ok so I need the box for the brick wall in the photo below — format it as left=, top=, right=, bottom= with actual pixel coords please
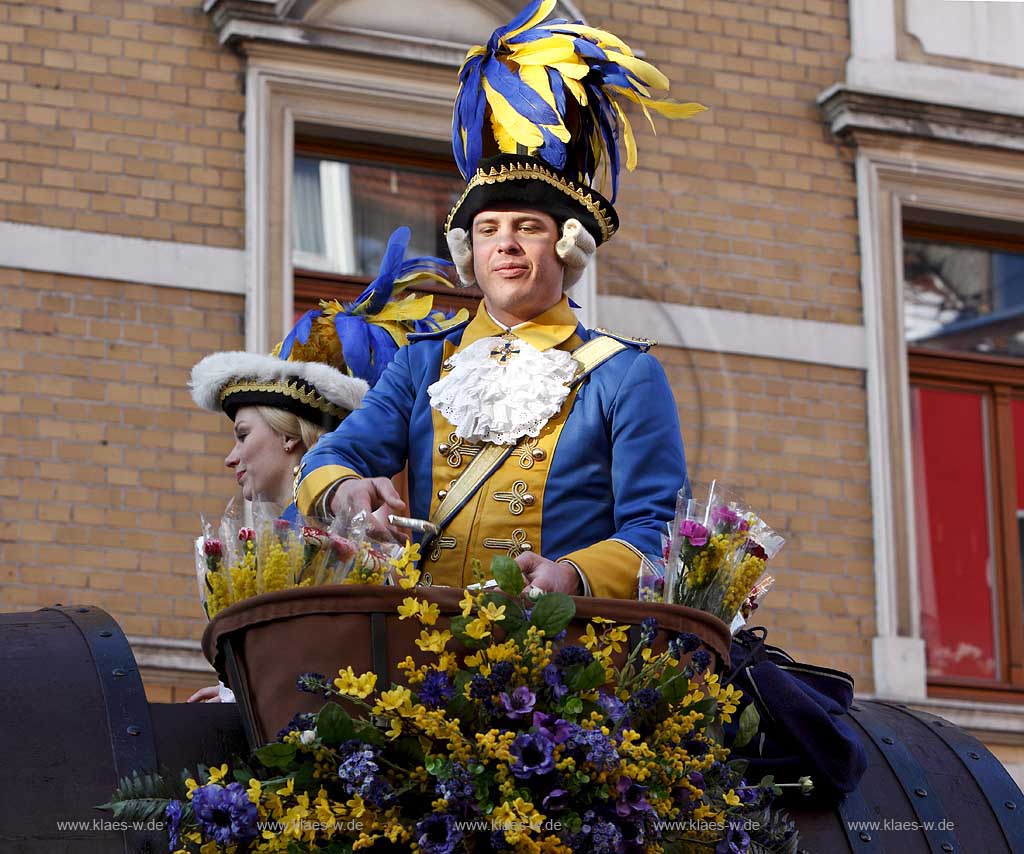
left=0, top=0, right=245, bottom=247
left=0, top=268, right=243, bottom=653
left=585, top=0, right=860, bottom=325
left=659, top=345, right=874, bottom=687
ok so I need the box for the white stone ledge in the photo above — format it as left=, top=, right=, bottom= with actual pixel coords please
left=0, top=222, right=245, bottom=294
left=596, top=295, right=867, bottom=370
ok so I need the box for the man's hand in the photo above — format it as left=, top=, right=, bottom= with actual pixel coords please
left=329, top=477, right=407, bottom=538
left=515, top=552, right=582, bottom=595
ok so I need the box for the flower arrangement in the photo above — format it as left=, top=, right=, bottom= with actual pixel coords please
left=195, top=501, right=420, bottom=618
left=106, top=557, right=802, bottom=853
left=661, top=483, right=784, bottom=629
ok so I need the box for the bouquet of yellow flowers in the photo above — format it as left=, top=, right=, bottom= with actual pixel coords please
left=194, top=500, right=417, bottom=618
left=105, top=557, right=803, bottom=853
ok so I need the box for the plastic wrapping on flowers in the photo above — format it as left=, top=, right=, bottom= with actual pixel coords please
left=105, top=556, right=803, bottom=854
left=194, top=498, right=417, bottom=618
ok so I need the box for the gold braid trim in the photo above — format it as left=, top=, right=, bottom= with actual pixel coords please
left=445, top=160, right=616, bottom=243
left=220, top=379, right=344, bottom=418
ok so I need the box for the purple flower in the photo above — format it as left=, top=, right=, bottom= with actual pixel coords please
left=669, top=632, right=701, bottom=657
left=191, top=782, right=257, bottom=846
left=295, top=672, right=326, bottom=694
left=691, top=649, right=711, bottom=673
left=570, top=724, right=619, bottom=770
left=436, top=762, right=475, bottom=804
left=597, top=691, right=628, bottom=725
left=542, top=787, right=570, bottom=812
left=590, top=819, right=625, bottom=854
left=414, top=812, right=463, bottom=854
left=489, top=661, right=514, bottom=690
left=639, top=617, right=658, bottom=647
left=499, top=685, right=536, bottom=719
left=626, top=687, right=661, bottom=732
left=542, top=663, right=567, bottom=699
left=338, top=743, right=393, bottom=804
left=276, top=711, right=315, bottom=741
left=509, top=731, right=555, bottom=778
left=716, top=819, right=752, bottom=854
left=615, top=776, right=653, bottom=816
left=419, top=668, right=454, bottom=709
left=688, top=770, right=705, bottom=789
left=165, top=800, right=182, bottom=851
left=678, top=519, right=709, bottom=546
left=553, top=645, right=594, bottom=670
left=533, top=711, right=572, bottom=744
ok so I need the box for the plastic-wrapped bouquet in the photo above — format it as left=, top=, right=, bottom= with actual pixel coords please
left=661, top=481, right=784, bottom=629
left=194, top=500, right=419, bottom=618
left=104, top=557, right=803, bottom=853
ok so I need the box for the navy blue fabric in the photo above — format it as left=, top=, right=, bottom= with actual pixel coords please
left=726, top=628, right=868, bottom=797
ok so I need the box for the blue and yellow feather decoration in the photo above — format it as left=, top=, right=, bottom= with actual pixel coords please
left=452, top=0, right=706, bottom=202
left=277, top=227, right=467, bottom=386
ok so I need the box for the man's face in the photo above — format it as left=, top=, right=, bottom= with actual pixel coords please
left=471, top=208, right=564, bottom=326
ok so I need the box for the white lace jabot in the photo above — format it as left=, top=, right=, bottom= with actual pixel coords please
left=427, top=336, right=577, bottom=446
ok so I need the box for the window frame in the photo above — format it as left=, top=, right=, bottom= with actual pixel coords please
left=909, top=347, right=1024, bottom=702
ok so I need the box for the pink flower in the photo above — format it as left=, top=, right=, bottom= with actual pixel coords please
left=678, top=520, right=708, bottom=546
left=710, top=504, right=746, bottom=531
left=203, top=538, right=223, bottom=557
left=330, top=535, right=357, bottom=561
left=238, top=527, right=256, bottom=542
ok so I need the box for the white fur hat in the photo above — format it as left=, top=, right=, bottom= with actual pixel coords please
left=190, top=350, right=368, bottom=429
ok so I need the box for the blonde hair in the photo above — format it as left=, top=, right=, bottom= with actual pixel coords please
left=255, top=406, right=327, bottom=452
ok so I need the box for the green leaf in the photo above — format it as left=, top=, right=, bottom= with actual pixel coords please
left=98, top=770, right=180, bottom=822
left=255, top=742, right=298, bottom=770
left=316, top=702, right=355, bottom=747
left=562, top=696, right=584, bottom=716
left=659, top=670, right=690, bottom=704
left=529, top=591, right=575, bottom=636
left=491, top=555, right=523, bottom=595
left=733, top=702, right=760, bottom=748
left=564, top=660, right=606, bottom=693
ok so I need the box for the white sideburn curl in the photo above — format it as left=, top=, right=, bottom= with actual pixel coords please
left=555, top=218, right=596, bottom=289
left=445, top=218, right=598, bottom=289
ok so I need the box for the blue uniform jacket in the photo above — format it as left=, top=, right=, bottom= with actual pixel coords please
left=296, top=297, right=686, bottom=598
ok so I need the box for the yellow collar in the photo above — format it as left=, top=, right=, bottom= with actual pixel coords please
left=460, top=296, right=579, bottom=352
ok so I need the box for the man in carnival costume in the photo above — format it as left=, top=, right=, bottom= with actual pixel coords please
left=295, top=1, right=706, bottom=598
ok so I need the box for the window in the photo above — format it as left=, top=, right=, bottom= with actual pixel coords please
left=291, top=140, right=479, bottom=318
left=905, top=218, right=1024, bottom=701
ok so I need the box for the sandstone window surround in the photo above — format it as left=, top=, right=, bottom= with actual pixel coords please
left=202, top=0, right=595, bottom=353
left=820, top=69, right=1024, bottom=741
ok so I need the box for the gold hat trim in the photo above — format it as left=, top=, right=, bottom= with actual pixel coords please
left=220, top=379, right=345, bottom=418
left=445, top=160, right=616, bottom=243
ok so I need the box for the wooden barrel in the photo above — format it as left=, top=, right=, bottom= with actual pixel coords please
left=789, top=700, right=1024, bottom=853
left=0, top=605, right=246, bottom=854
left=202, top=584, right=733, bottom=750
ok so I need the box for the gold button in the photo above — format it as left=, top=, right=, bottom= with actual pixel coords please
left=531, top=448, right=546, bottom=461
left=438, top=443, right=450, bottom=455
left=522, top=494, right=535, bottom=507
left=442, top=359, right=455, bottom=371
left=437, top=489, right=448, bottom=500
left=520, top=543, right=533, bottom=552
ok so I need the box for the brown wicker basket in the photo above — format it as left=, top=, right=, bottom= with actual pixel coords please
left=202, top=584, right=731, bottom=749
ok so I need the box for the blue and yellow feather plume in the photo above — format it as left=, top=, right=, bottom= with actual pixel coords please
left=452, top=0, right=706, bottom=200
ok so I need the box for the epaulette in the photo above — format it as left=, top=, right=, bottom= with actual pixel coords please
left=591, top=327, right=656, bottom=352
left=407, top=318, right=470, bottom=343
